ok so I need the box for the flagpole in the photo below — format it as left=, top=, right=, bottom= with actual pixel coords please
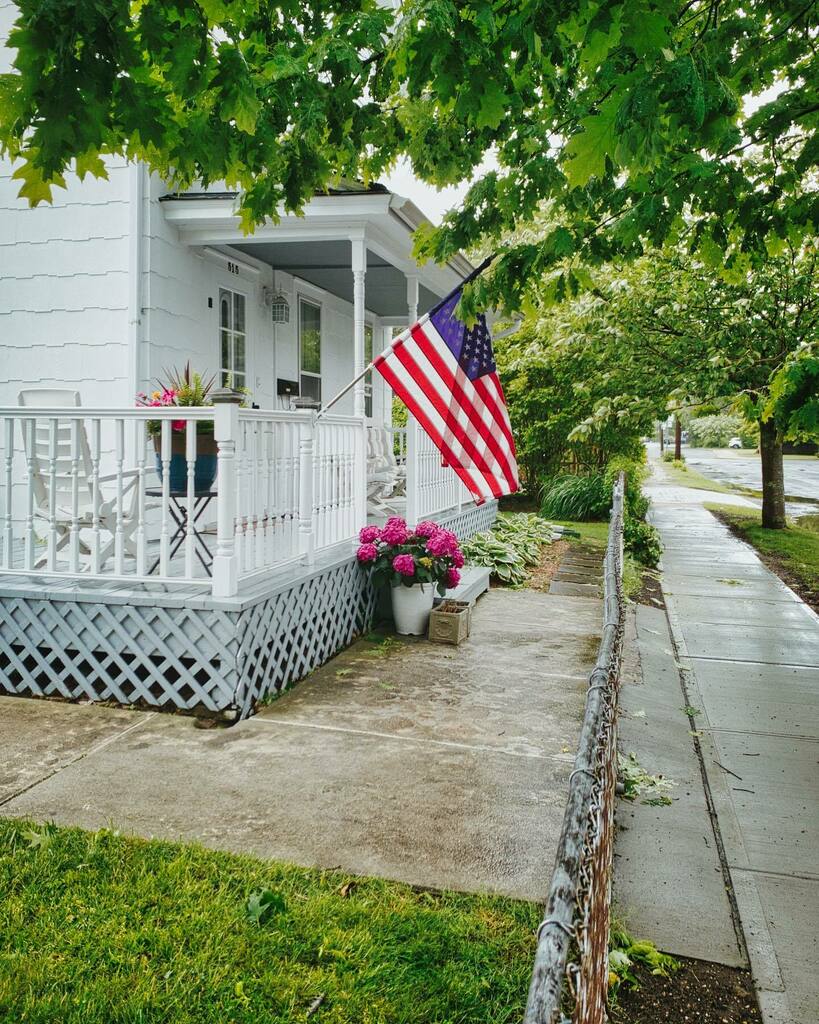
left=316, top=253, right=495, bottom=419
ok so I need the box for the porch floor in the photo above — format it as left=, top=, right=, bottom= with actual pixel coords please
left=0, top=587, right=601, bottom=900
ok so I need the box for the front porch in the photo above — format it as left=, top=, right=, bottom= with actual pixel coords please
left=0, top=399, right=497, bottom=719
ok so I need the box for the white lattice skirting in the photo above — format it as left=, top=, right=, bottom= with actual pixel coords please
left=0, top=500, right=497, bottom=718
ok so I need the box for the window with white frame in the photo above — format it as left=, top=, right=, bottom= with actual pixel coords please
left=299, top=298, right=321, bottom=402
left=219, top=288, right=247, bottom=391
left=364, top=323, right=374, bottom=418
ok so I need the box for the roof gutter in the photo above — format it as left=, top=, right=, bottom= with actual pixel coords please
left=388, top=194, right=475, bottom=280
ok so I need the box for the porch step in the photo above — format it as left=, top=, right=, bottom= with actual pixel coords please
left=441, top=566, right=491, bottom=605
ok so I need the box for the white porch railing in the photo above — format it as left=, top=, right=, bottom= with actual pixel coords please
left=0, top=403, right=365, bottom=598
left=405, top=415, right=472, bottom=522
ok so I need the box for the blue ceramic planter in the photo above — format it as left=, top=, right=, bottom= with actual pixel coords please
left=154, top=434, right=218, bottom=493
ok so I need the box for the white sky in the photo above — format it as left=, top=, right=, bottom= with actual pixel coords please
left=382, top=155, right=498, bottom=225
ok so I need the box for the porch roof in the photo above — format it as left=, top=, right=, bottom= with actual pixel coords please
left=159, top=186, right=473, bottom=320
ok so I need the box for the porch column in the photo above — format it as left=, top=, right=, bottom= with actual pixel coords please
left=406, top=274, right=419, bottom=327
left=380, top=325, right=394, bottom=425
left=351, top=237, right=367, bottom=419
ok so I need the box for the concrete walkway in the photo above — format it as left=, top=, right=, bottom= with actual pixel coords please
left=647, top=467, right=819, bottom=1024
left=615, top=603, right=746, bottom=968
left=0, top=587, right=601, bottom=902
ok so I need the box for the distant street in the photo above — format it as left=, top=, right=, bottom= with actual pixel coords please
left=647, top=442, right=819, bottom=502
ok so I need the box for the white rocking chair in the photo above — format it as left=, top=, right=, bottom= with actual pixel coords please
left=18, top=389, right=140, bottom=570
left=366, top=424, right=406, bottom=517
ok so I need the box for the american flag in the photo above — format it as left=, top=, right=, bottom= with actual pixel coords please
left=374, top=287, right=519, bottom=502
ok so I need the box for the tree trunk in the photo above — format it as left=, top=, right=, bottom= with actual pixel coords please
left=759, top=420, right=786, bottom=529
left=674, top=417, right=682, bottom=461
left=659, top=426, right=664, bottom=453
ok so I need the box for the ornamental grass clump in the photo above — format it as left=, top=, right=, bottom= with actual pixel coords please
left=357, top=517, right=465, bottom=595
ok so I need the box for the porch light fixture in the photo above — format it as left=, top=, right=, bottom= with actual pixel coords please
left=269, top=292, right=290, bottom=324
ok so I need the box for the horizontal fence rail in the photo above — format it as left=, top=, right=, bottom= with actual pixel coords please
left=525, top=473, right=625, bottom=1024
left=0, top=402, right=366, bottom=597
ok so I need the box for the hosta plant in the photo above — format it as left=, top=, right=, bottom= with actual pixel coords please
left=462, top=513, right=554, bottom=587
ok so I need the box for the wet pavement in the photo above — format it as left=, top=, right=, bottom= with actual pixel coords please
left=647, top=467, right=819, bottom=1024
left=0, top=587, right=601, bottom=902
left=647, top=443, right=819, bottom=515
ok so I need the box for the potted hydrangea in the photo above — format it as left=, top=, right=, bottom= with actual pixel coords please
left=357, top=516, right=465, bottom=635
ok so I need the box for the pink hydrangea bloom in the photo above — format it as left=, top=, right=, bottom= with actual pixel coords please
left=414, top=520, right=438, bottom=538
left=452, top=548, right=465, bottom=569
left=426, top=528, right=458, bottom=558
left=357, top=543, right=378, bottom=564
left=381, top=517, right=409, bottom=546
left=392, top=553, right=415, bottom=577
left=359, top=525, right=381, bottom=544
left=445, top=567, right=461, bottom=589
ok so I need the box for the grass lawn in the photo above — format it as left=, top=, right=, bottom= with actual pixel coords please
left=551, top=519, right=609, bottom=547
left=658, top=460, right=735, bottom=495
left=0, top=819, right=539, bottom=1024
left=706, top=505, right=819, bottom=612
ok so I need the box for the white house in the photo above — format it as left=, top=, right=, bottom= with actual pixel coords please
left=0, top=14, right=499, bottom=719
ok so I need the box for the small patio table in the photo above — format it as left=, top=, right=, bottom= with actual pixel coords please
left=145, top=488, right=216, bottom=577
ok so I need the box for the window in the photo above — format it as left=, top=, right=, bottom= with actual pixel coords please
left=219, top=288, right=246, bottom=390
left=299, top=299, right=321, bottom=402
left=364, top=323, right=374, bottom=418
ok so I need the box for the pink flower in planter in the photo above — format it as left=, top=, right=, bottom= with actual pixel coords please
left=357, top=543, right=378, bottom=564
left=381, top=517, right=409, bottom=546
left=445, top=567, right=461, bottom=589
left=171, top=420, right=186, bottom=432
left=392, top=553, right=415, bottom=577
left=359, top=525, right=381, bottom=544
left=452, top=548, right=465, bottom=568
left=426, top=528, right=459, bottom=558
left=414, top=520, right=438, bottom=538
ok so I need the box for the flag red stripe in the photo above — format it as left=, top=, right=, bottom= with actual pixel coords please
left=410, top=325, right=518, bottom=491
left=393, top=343, right=505, bottom=498
left=412, top=322, right=517, bottom=469
left=375, top=359, right=490, bottom=500
left=474, top=372, right=517, bottom=455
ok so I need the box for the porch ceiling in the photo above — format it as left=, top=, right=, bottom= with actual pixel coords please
left=230, top=240, right=441, bottom=317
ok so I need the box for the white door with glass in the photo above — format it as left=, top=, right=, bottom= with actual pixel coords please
left=219, top=288, right=247, bottom=390
left=299, top=299, right=321, bottom=402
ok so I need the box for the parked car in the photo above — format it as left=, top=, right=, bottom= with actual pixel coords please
left=728, top=437, right=742, bottom=449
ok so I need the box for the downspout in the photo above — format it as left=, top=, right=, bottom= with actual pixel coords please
left=127, top=161, right=144, bottom=399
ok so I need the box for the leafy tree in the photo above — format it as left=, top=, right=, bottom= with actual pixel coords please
left=0, top=0, right=394, bottom=226
left=1, top=1, right=816, bottom=307
left=523, top=240, right=819, bottom=527
left=495, top=308, right=656, bottom=488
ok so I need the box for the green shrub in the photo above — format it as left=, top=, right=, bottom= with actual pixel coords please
left=672, top=458, right=686, bottom=470
left=624, top=518, right=662, bottom=567
left=660, top=450, right=676, bottom=463
left=540, top=473, right=610, bottom=520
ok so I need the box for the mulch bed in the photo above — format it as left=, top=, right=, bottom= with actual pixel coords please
left=636, top=570, right=666, bottom=610
left=611, top=955, right=762, bottom=1024
left=711, top=510, right=819, bottom=615
left=525, top=538, right=569, bottom=591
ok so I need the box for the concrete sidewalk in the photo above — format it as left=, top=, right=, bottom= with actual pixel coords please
left=0, top=587, right=600, bottom=902
left=647, top=469, right=819, bottom=1024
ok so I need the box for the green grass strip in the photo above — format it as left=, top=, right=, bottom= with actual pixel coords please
left=0, top=819, right=539, bottom=1024
left=706, top=505, right=819, bottom=599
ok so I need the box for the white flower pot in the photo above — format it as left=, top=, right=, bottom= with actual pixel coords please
left=391, top=582, right=436, bottom=636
